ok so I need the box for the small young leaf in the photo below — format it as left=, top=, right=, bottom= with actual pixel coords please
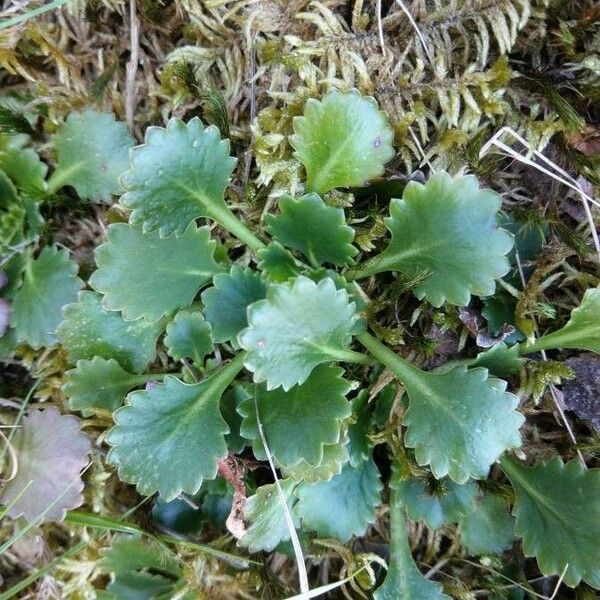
left=12, top=246, right=83, bottom=348
left=106, top=354, right=245, bottom=500
left=458, top=493, right=515, bottom=555
left=0, top=147, right=47, bottom=194
left=403, top=365, right=523, bottom=482
left=64, top=357, right=144, bottom=415
left=106, top=571, right=175, bottom=600
left=265, top=193, right=357, bottom=266
left=347, top=391, right=373, bottom=467
left=238, top=364, right=352, bottom=468
left=471, top=342, right=524, bottom=377
left=220, top=385, right=249, bottom=454
left=500, top=456, right=600, bottom=588
left=57, top=291, right=162, bottom=373
left=291, top=90, right=394, bottom=194
left=201, top=266, right=267, bottom=344
left=50, top=110, right=134, bottom=201
left=257, top=241, right=300, bottom=282
left=295, top=457, right=381, bottom=542
left=374, top=497, right=450, bottom=600
left=352, top=171, right=513, bottom=307
left=238, top=276, right=359, bottom=390
left=100, top=534, right=180, bottom=575
left=283, top=434, right=350, bottom=483
left=164, top=309, right=213, bottom=362
left=521, top=288, right=600, bottom=355
left=394, top=476, right=477, bottom=530
left=120, top=117, right=236, bottom=237
left=238, top=479, right=298, bottom=553
left=90, top=223, right=221, bottom=322
left=0, top=407, right=91, bottom=522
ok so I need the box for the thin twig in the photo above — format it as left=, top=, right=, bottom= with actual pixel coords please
left=125, top=0, right=139, bottom=131
left=254, top=396, right=310, bottom=597
left=479, top=126, right=600, bottom=262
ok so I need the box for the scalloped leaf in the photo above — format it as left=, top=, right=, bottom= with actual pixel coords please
left=471, top=342, right=524, bottom=377
left=64, top=357, right=144, bottom=415
left=265, top=193, right=357, bottom=266
left=347, top=391, right=373, bottom=467
left=295, top=457, right=381, bottom=542
left=291, top=90, right=394, bottom=194
left=0, top=407, right=91, bottom=522
left=90, top=223, right=221, bottom=322
left=57, top=291, right=162, bottom=373
left=12, top=246, right=83, bottom=348
left=120, top=117, right=236, bottom=237
left=164, top=310, right=213, bottom=362
left=238, top=276, right=359, bottom=390
left=100, top=534, right=180, bottom=576
left=221, top=385, right=249, bottom=454
left=458, top=493, right=515, bottom=555
left=353, top=171, right=513, bottom=307
left=403, top=365, right=523, bottom=482
left=500, top=456, right=600, bottom=588
left=522, top=288, right=600, bottom=355
left=374, top=498, right=450, bottom=600
left=283, top=434, right=350, bottom=483
left=394, top=475, right=477, bottom=530
left=238, top=479, right=298, bottom=553
left=106, top=571, right=175, bottom=600
left=0, top=147, right=47, bottom=195
left=50, top=110, right=134, bottom=201
left=238, top=364, right=352, bottom=468
left=257, top=241, right=299, bottom=282
left=106, top=354, right=244, bottom=500
left=201, top=266, right=267, bottom=344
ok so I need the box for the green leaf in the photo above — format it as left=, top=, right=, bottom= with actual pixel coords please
left=120, top=117, right=236, bottom=237
left=0, top=407, right=91, bottom=522
left=164, top=309, right=213, bottom=362
left=238, top=276, right=360, bottom=390
left=50, top=110, right=134, bottom=201
left=239, top=479, right=298, bottom=553
left=257, top=241, right=299, bottom=282
left=238, top=364, right=352, bottom=467
left=402, top=365, right=523, bottom=482
left=394, top=475, right=476, bottom=530
left=100, top=534, right=180, bottom=576
left=0, top=147, right=47, bottom=194
left=347, top=391, right=373, bottom=467
left=0, top=203, right=25, bottom=251
left=351, top=171, right=513, bottom=307
left=201, top=266, right=267, bottom=344
left=374, top=496, right=450, bottom=600
left=90, top=223, right=221, bottom=322
left=500, top=456, right=600, bottom=588
left=521, top=288, right=600, bottom=355
left=458, top=493, right=515, bottom=555
left=291, top=90, right=394, bottom=194
left=12, top=246, right=83, bottom=348
left=295, top=457, right=381, bottom=542
left=265, top=193, right=357, bottom=266
left=220, top=385, right=249, bottom=454
left=0, top=168, right=18, bottom=205
left=471, top=343, right=524, bottom=377
left=64, top=357, right=145, bottom=415
left=57, top=291, right=162, bottom=373
left=283, top=434, right=350, bottom=483
left=106, top=353, right=245, bottom=500
left=106, top=571, right=176, bottom=600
